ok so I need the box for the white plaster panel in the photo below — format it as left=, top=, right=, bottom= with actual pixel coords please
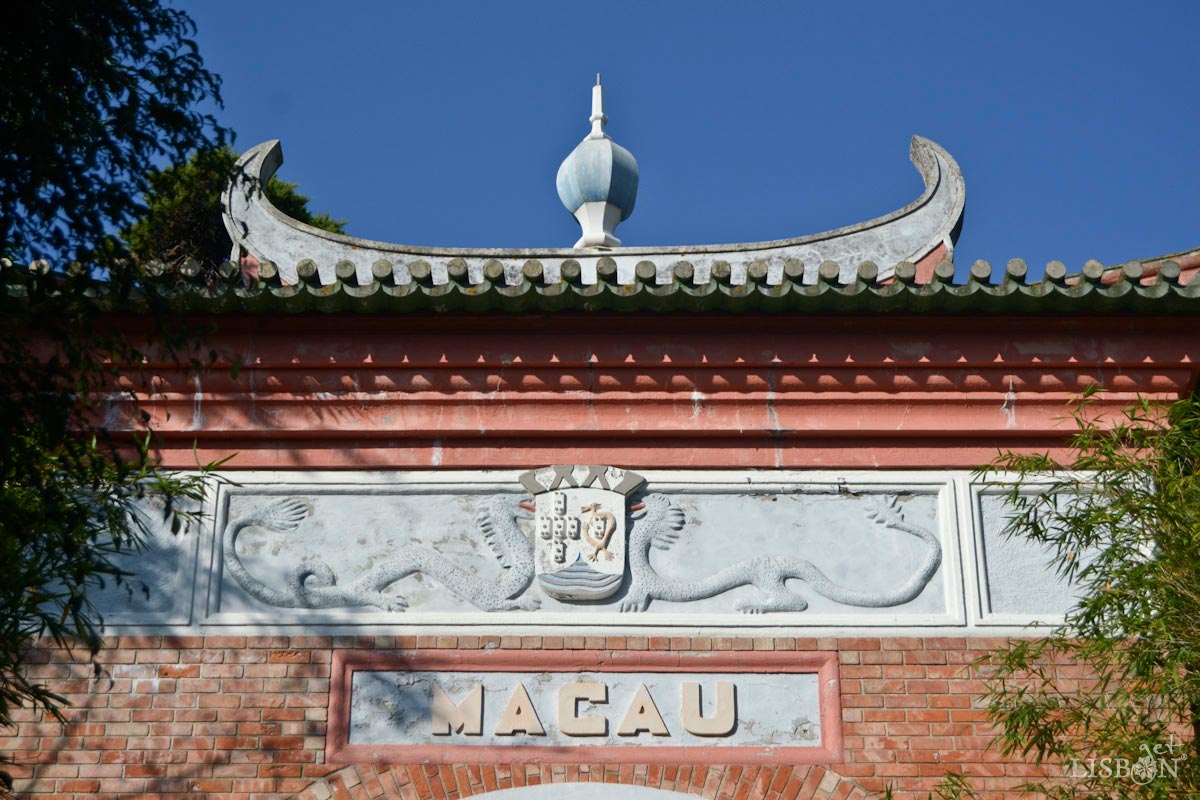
left=349, top=670, right=820, bottom=748
left=201, top=473, right=961, bottom=628
left=468, top=787, right=690, bottom=800
left=970, top=485, right=1081, bottom=626
left=89, top=494, right=204, bottom=626
left=91, top=469, right=1086, bottom=634
left=649, top=490, right=946, bottom=616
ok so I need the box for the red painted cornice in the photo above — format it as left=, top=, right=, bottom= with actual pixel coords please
left=100, top=314, right=1198, bottom=470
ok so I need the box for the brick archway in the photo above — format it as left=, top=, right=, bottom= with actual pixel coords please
left=287, top=765, right=871, bottom=800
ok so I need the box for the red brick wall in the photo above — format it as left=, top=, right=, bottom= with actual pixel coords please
left=4, top=635, right=1045, bottom=800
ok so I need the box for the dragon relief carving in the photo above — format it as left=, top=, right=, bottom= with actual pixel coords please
left=220, top=480, right=942, bottom=615
left=221, top=495, right=539, bottom=612
left=620, top=494, right=942, bottom=613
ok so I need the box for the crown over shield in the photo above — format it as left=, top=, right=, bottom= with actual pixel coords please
left=518, top=465, right=645, bottom=601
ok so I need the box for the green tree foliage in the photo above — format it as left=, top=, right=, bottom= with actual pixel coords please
left=0, top=1, right=225, bottom=262
left=876, top=394, right=1199, bottom=800
left=0, top=268, right=219, bottom=725
left=0, top=2, right=230, bottom=787
left=977, top=393, right=1200, bottom=798
left=124, top=146, right=346, bottom=270
left=878, top=774, right=978, bottom=800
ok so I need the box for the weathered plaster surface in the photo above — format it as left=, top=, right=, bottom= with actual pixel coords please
left=975, top=490, right=1081, bottom=621
left=108, top=317, right=1200, bottom=471
left=348, top=670, right=819, bottom=748
left=454, top=787, right=694, bottom=800
left=90, top=469, right=1078, bottom=633
left=91, top=495, right=202, bottom=626
left=223, top=137, right=963, bottom=285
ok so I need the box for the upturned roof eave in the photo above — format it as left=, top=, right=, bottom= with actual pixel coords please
left=221, top=136, right=965, bottom=287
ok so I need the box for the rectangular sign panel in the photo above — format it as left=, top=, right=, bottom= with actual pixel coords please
left=327, top=650, right=842, bottom=765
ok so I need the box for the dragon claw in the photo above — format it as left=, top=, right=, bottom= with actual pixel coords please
left=619, top=596, right=650, bottom=612
left=500, top=595, right=540, bottom=611
left=735, top=595, right=808, bottom=614
left=735, top=602, right=770, bottom=614
left=262, top=498, right=310, bottom=532
left=377, top=595, right=409, bottom=612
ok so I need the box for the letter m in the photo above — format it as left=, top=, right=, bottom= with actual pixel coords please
left=431, top=683, right=483, bottom=736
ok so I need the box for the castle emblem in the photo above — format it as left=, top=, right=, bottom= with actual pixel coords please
left=520, top=465, right=645, bottom=601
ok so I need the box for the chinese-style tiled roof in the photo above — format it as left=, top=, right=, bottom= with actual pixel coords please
left=5, top=254, right=1198, bottom=314
left=7, top=133, right=1195, bottom=315
left=222, top=137, right=966, bottom=286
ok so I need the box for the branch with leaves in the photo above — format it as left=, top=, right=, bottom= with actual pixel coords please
left=974, top=392, right=1200, bottom=799
left=0, top=2, right=235, bottom=790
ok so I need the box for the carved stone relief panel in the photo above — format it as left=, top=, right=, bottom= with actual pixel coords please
left=635, top=489, right=946, bottom=616
left=214, top=489, right=529, bottom=616
left=203, top=467, right=960, bottom=627
left=89, top=469, right=1086, bottom=632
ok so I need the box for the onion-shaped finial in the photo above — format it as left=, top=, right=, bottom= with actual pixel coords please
left=555, top=75, right=639, bottom=248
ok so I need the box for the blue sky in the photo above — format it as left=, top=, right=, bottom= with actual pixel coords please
left=188, top=1, right=1199, bottom=275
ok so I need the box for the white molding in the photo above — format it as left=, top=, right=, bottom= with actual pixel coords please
left=968, top=479, right=1074, bottom=628
left=93, top=468, right=1078, bottom=636
left=95, top=486, right=214, bottom=629
left=464, top=785, right=692, bottom=800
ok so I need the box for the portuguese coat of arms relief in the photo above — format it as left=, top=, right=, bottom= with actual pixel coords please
left=219, top=464, right=943, bottom=615
left=522, top=466, right=644, bottom=601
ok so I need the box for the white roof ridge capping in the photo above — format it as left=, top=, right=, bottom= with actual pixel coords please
left=221, top=137, right=965, bottom=288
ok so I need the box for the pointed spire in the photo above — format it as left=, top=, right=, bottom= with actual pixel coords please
left=557, top=76, right=639, bottom=248
left=589, top=73, right=607, bottom=139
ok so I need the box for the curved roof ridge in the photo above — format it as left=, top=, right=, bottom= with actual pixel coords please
left=221, top=137, right=965, bottom=288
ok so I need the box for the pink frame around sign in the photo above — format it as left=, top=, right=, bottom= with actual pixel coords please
left=326, top=649, right=843, bottom=765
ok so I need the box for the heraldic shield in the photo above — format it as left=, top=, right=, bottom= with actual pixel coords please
left=518, top=465, right=646, bottom=602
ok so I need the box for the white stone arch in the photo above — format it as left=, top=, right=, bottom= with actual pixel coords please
left=286, top=765, right=869, bottom=800
left=466, top=786, right=695, bottom=800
